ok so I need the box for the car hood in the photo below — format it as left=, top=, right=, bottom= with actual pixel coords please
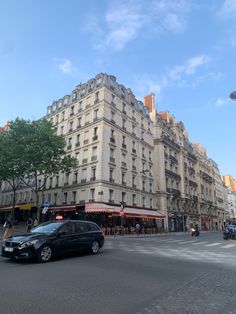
left=5, top=233, right=48, bottom=243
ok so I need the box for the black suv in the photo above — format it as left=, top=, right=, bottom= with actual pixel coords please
left=1, top=220, right=104, bottom=263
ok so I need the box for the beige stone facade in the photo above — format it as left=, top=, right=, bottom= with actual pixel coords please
left=0, top=73, right=229, bottom=230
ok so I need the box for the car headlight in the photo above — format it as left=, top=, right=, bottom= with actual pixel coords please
left=18, top=240, right=39, bottom=250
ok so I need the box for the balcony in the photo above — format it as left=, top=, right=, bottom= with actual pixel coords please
left=122, top=182, right=127, bottom=186
left=90, top=177, right=96, bottom=182
left=132, top=148, right=137, bottom=154
left=108, top=199, right=114, bottom=204
left=122, top=143, right=127, bottom=149
left=82, top=158, right=88, bottom=164
left=67, top=145, right=72, bottom=150
left=81, top=179, right=87, bottom=183
left=94, top=99, right=99, bottom=104
left=169, top=155, right=178, bottom=164
left=109, top=178, right=115, bottom=183
left=122, top=126, right=126, bottom=131
left=78, top=108, right=82, bottom=113
left=121, top=162, right=127, bottom=168
left=93, top=117, right=98, bottom=122
left=70, top=112, right=74, bottom=116
left=71, top=201, right=76, bottom=204
left=77, top=125, right=81, bottom=129
left=92, top=135, right=98, bottom=141
left=132, top=165, right=137, bottom=171
left=122, top=110, right=127, bottom=115
left=132, top=116, right=136, bottom=122
left=165, top=169, right=181, bottom=181
left=89, top=199, right=95, bottom=202
left=111, top=101, right=116, bottom=107
left=110, top=119, right=116, bottom=124
left=132, top=184, right=137, bottom=188
left=72, top=180, right=78, bottom=185
left=85, top=121, right=90, bottom=126
left=83, top=139, right=89, bottom=145
left=68, top=128, right=73, bottom=133
left=75, top=142, right=80, bottom=147
left=64, top=182, right=69, bottom=186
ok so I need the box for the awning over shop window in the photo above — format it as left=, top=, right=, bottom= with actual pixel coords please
left=85, top=202, right=164, bottom=219
left=49, top=206, right=77, bottom=212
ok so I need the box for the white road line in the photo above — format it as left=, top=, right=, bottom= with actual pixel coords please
left=221, top=243, right=236, bottom=248
left=204, top=242, right=221, bottom=247
left=178, top=240, right=197, bottom=244
left=191, top=241, right=208, bottom=245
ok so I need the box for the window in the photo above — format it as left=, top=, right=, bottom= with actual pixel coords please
left=132, top=194, right=136, bottom=205
left=109, top=168, right=114, bottom=181
left=60, top=126, right=64, bottom=135
left=94, top=109, right=99, bottom=120
left=91, top=167, right=96, bottom=180
left=109, top=189, right=114, bottom=201
left=63, top=192, right=68, bottom=203
left=77, top=117, right=82, bottom=128
left=122, top=192, right=126, bottom=203
left=76, top=134, right=80, bottom=145
left=72, top=92, right=77, bottom=101
left=70, top=106, right=74, bottom=116
left=95, top=92, right=99, bottom=102
left=60, top=223, right=73, bottom=234
left=72, top=191, right=76, bottom=202
left=90, top=188, right=95, bottom=200
left=111, top=111, right=115, bottom=121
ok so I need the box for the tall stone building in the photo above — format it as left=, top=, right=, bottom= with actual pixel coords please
left=0, top=73, right=228, bottom=231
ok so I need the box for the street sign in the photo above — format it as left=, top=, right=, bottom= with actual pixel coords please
left=44, top=201, right=49, bottom=208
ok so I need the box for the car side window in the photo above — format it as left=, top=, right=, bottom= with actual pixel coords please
left=75, top=222, right=90, bottom=233
left=60, top=223, right=74, bottom=235
left=89, top=223, right=99, bottom=231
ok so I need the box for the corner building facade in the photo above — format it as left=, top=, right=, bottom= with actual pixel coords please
left=0, top=73, right=228, bottom=231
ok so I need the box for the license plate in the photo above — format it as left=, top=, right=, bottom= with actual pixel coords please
left=4, top=247, right=14, bottom=252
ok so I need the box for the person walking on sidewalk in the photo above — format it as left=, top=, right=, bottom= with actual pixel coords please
left=3, top=214, right=13, bottom=240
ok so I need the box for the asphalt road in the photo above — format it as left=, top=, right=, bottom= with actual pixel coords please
left=1, top=232, right=236, bottom=314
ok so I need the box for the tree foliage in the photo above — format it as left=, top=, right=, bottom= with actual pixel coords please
left=0, top=118, right=77, bottom=220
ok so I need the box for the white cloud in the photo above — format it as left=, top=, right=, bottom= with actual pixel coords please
left=162, top=54, right=210, bottom=88
left=56, top=58, right=74, bottom=75
left=87, top=0, right=192, bottom=51
left=217, top=0, right=236, bottom=18
left=213, top=97, right=231, bottom=107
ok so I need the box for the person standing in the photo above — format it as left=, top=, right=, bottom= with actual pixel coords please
left=3, top=214, right=13, bottom=240
left=26, top=217, right=33, bottom=232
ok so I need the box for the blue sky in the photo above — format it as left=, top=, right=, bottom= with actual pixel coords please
left=0, top=0, right=236, bottom=177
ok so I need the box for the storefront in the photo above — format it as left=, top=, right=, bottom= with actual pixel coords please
left=48, top=202, right=165, bottom=233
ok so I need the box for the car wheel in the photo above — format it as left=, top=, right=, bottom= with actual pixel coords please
left=37, top=245, right=53, bottom=263
left=91, top=240, right=100, bottom=254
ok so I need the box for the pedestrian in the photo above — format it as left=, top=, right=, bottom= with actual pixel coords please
left=135, top=222, right=140, bottom=235
left=3, top=214, right=13, bottom=240
left=26, top=217, right=33, bottom=232
left=33, top=218, right=39, bottom=227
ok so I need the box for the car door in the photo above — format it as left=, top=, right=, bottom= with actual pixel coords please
left=57, top=222, right=75, bottom=252
left=74, top=222, right=92, bottom=251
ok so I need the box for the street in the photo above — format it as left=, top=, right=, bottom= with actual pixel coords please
left=1, top=232, right=236, bottom=314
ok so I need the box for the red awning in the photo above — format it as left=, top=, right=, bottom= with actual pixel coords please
left=85, top=202, right=164, bottom=219
left=49, top=206, right=76, bottom=212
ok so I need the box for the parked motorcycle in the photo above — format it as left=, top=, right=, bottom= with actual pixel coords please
left=191, top=227, right=200, bottom=237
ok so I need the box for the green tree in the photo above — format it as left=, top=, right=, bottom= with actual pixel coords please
left=19, top=118, right=77, bottom=220
left=0, top=118, right=77, bottom=221
left=0, top=120, right=28, bottom=221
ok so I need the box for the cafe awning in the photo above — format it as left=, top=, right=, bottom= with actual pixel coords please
left=85, top=202, right=164, bottom=219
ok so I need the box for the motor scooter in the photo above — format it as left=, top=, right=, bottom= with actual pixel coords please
left=191, top=227, right=200, bottom=236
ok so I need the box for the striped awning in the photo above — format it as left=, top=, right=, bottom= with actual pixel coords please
left=85, top=202, right=164, bottom=219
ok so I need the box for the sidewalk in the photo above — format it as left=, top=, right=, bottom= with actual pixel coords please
left=0, top=222, right=218, bottom=241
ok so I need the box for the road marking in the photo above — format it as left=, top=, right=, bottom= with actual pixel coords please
left=221, top=243, right=236, bottom=248
left=178, top=240, right=197, bottom=244
left=191, top=241, right=208, bottom=245
left=204, top=242, right=221, bottom=247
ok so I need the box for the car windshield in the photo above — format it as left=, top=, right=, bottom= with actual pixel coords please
left=31, top=222, right=64, bottom=234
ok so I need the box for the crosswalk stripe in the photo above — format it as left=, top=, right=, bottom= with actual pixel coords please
left=204, top=242, right=221, bottom=247
left=221, top=243, right=236, bottom=248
